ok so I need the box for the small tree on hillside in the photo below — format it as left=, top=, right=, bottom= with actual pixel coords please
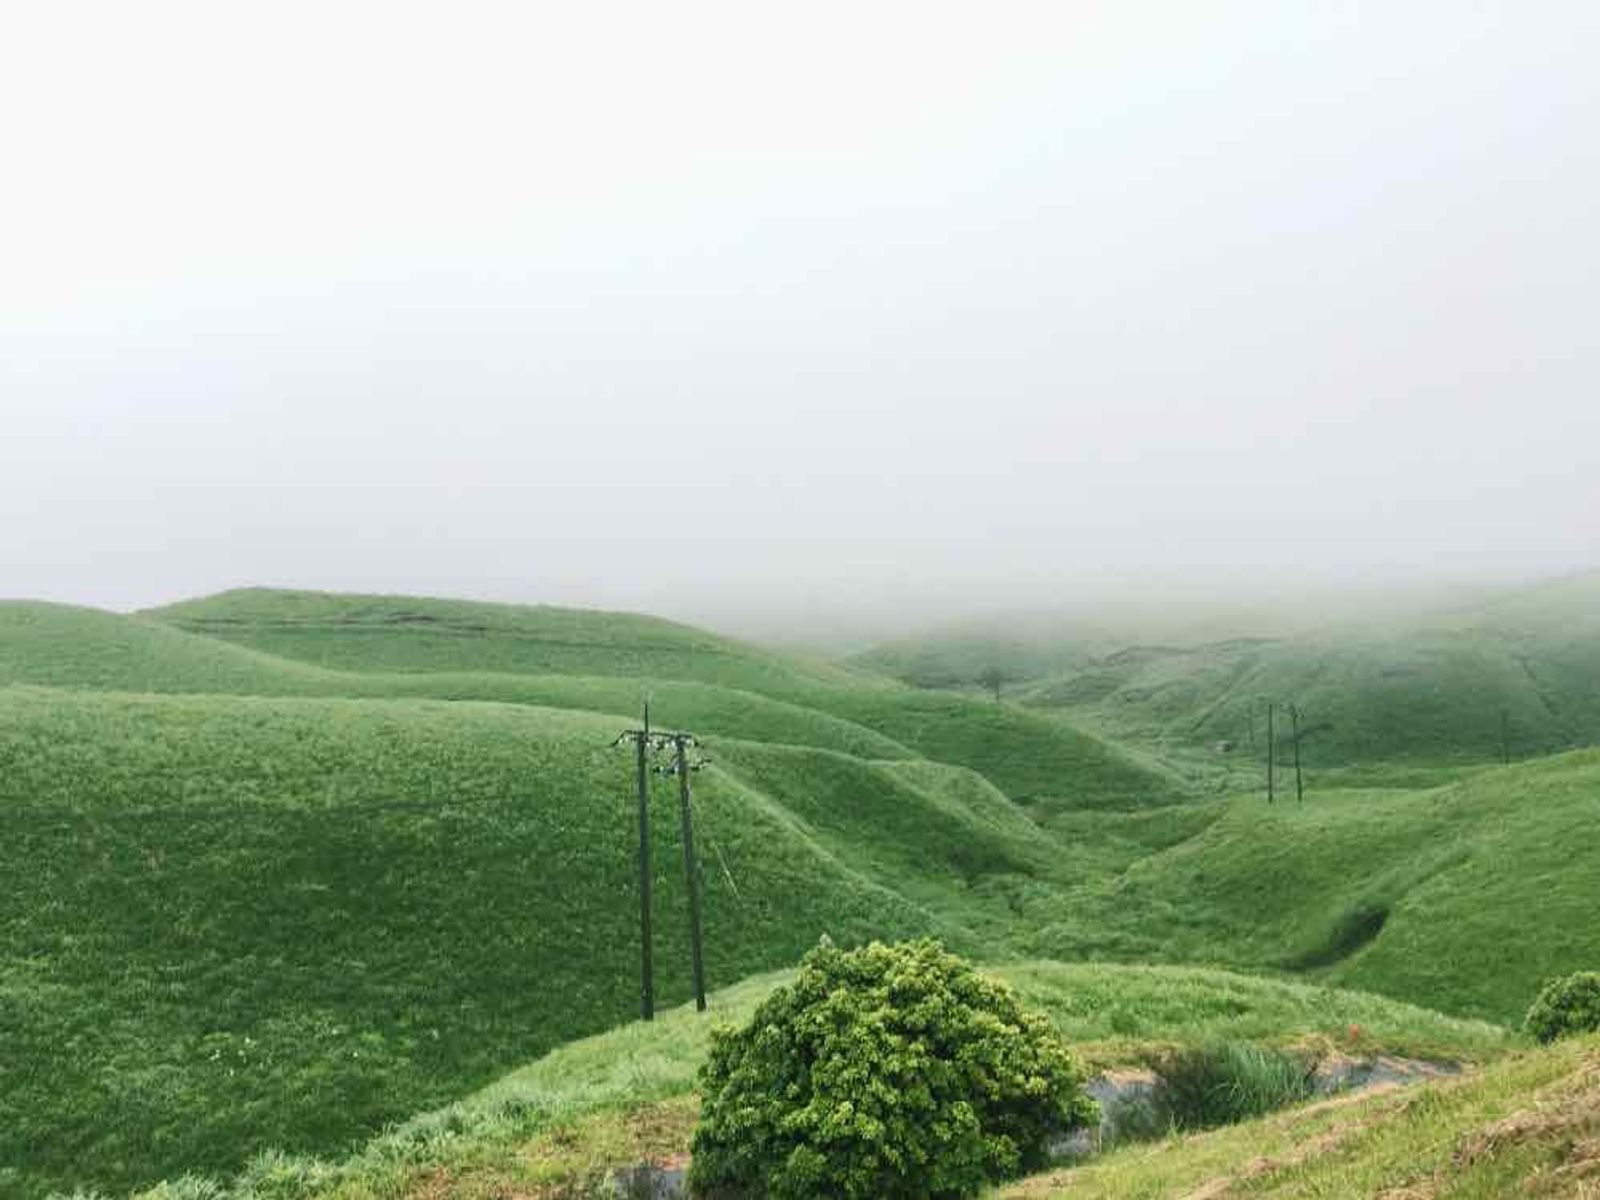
left=690, top=939, right=1096, bottom=1199
left=977, top=665, right=1005, bottom=702
left=1525, top=972, right=1600, bottom=1043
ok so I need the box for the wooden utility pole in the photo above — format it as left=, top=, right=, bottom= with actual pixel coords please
left=1266, top=702, right=1276, bottom=804
left=674, top=734, right=707, bottom=1012
left=1289, top=704, right=1304, bottom=803
left=615, top=712, right=710, bottom=1022
left=635, top=701, right=654, bottom=1020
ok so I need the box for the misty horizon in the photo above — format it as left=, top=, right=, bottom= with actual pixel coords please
left=5, top=3, right=1598, bottom=634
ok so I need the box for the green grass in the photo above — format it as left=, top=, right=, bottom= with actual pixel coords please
left=852, top=572, right=1600, bottom=768
left=1031, top=751, right=1600, bottom=1024
left=1000, top=1036, right=1600, bottom=1198
left=146, top=588, right=871, bottom=696
left=104, top=961, right=1508, bottom=1200
left=138, top=590, right=1181, bottom=808
left=0, top=601, right=910, bottom=759
left=8, top=583, right=1600, bottom=1197
left=4, top=687, right=1013, bottom=1198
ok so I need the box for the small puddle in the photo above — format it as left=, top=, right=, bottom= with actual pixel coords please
left=609, top=1156, right=689, bottom=1199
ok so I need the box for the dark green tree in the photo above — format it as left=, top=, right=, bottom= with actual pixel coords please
left=690, top=938, right=1096, bottom=1199
left=1525, top=972, right=1600, bottom=1043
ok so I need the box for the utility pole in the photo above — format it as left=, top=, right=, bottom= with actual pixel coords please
left=1289, top=704, right=1304, bottom=803
left=614, top=711, right=710, bottom=1021
left=635, top=701, right=655, bottom=1020
left=1266, top=702, right=1275, bottom=804
left=673, top=734, right=707, bottom=1011
left=1501, top=710, right=1512, bottom=766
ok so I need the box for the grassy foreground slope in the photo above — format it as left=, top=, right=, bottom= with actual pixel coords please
left=144, top=589, right=1180, bottom=807
left=1005, top=1035, right=1600, bottom=1198
left=119, top=963, right=1508, bottom=1199
left=1033, top=750, right=1600, bottom=1024
left=0, top=685, right=1070, bottom=1198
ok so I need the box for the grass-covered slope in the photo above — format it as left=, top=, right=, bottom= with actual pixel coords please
left=117, top=962, right=1509, bottom=1200
left=0, top=686, right=1068, bottom=1198
left=141, top=589, right=1180, bottom=808
left=0, top=601, right=909, bottom=759
left=1023, top=630, right=1599, bottom=766
left=148, top=588, right=862, bottom=696
left=1005, top=1036, right=1600, bottom=1198
left=853, top=572, right=1600, bottom=768
left=1034, top=750, right=1600, bottom=1024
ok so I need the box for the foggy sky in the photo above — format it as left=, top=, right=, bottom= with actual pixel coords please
left=4, top=2, right=1598, bottom=635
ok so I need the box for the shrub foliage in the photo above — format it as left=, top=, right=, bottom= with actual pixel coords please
left=689, top=938, right=1096, bottom=1199
left=1525, top=972, right=1600, bottom=1043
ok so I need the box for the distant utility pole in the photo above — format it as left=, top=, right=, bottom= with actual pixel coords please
left=1266, top=702, right=1276, bottom=804
left=1289, top=704, right=1305, bottom=803
left=613, top=708, right=710, bottom=1021
left=1501, top=710, right=1512, bottom=766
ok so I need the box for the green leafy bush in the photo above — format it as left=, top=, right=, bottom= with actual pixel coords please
left=1524, top=972, right=1600, bottom=1043
left=1141, top=1041, right=1320, bottom=1132
left=689, top=938, right=1096, bottom=1199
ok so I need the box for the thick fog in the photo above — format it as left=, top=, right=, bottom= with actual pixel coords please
left=3, top=2, right=1597, bottom=636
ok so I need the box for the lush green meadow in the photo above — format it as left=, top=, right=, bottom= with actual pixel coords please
left=1027, top=751, right=1600, bottom=1024
left=142, top=590, right=1180, bottom=805
left=3, top=584, right=1598, bottom=1196
left=1002, top=1034, right=1600, bottom=1198
left=3, top=679, right=1103, bottom=1197
left=853, top=571, right=1600, bottom=767
left=107, top=962, right=1508, bottom=1200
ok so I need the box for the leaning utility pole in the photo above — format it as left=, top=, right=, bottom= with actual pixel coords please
left=673, top=733, right=707, bottom=1012
left=1266, top=702, right=1276, bottom=804
left=1289, top=704, right=1304, bottom=803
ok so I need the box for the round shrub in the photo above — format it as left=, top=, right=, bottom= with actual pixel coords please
left=1524, top=971, right=1600, bottom=1043
left=689, top=938, right=1096, bottom=1199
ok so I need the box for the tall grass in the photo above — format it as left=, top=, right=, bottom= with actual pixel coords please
left=1144, top=1041, right=1321, bottom=1132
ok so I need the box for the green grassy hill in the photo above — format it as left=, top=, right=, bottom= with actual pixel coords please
left=1025, top=631, right=1591, bottom=765
left=8, top=583, right=1598, bottom=1197
left=139, top=589, right=1180, bottom=808
left=0, top=601, right=910, bottom=759
left=1, top=684, right=1081, bottom=1197
left=851, top=572, right=1600, bottom=767
left=112, top=961, right=1509, bottom=1199
left=1005, top=1035, right=1600, bottom=1198
left=1033, top=749, right=1600, bottom=1024
left=147, top=588, right=864, bottom=696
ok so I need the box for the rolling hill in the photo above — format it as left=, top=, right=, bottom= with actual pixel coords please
left=139, top=589, right=1182, bottom=807
left=0, top=684, right=1073, bottom=1197
left=1032, top=749, right=1600, bottom=1024
left=851, top=571, right=1600, bottom=767
left=5, top=582, right=1599, bottom=1197
left=109, top=962, right=1510, bottom=1199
